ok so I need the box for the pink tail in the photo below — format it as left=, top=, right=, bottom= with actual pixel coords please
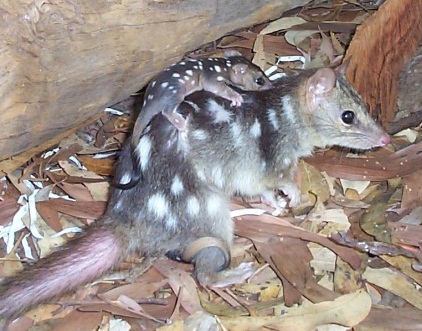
left=0, top=226, right=122, bottom=320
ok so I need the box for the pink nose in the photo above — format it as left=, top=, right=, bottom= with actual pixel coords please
left=379, top=134, right=391, bottom=146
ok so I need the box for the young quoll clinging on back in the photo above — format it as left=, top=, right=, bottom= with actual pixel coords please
left=116, top=51, right=273, bottom=189
left=0, top=66, right=391, bottom=323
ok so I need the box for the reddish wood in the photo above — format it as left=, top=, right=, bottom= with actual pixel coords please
left=345, top=0, right=422, bottom=126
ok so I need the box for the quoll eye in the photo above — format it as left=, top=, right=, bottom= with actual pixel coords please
left=341, top=110, right=355, bottom=125
left=255, top=76, right=265, bottom=86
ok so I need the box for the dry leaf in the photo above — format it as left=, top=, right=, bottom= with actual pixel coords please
left=59, top=160, right=109, bottom=201
left=300, top=161, right=331, bottom=205
left=0, top=199, right=19, bottom=226
left=77, top=155, right=115, bottom=176
left=380, top=255, right=422, bottom=287
left=252, top=34, right=267, bottom=70
left=260, top=17, right=308, bottom=35
left=101, top=279, right=168, bottom=301
left=220, top=290, right=371, bottom=331
left=363, top=267, right=422, bottom=309
left=154, top=260, right=202, bottom=315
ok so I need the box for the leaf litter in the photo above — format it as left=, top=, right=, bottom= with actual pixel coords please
left=1, top=1, right=422, bottom=330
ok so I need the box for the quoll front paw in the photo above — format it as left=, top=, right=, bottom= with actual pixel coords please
left=279, top=182, right=301, bottom=208
left=260, top=190, right=288, bottom=216
left=230, top=93, right=244, bottom=107
left=288, top=191, right=301, bottom=208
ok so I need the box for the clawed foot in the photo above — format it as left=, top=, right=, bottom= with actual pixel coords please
left=261, top=183, right=301, bottom=213
left=230, top=93, right=244, bottom=107
left=260, top=190, right=288, bottom=216
left=279, top=183, right=301, bottom=208
left=166, top=112, right=187, bottom=131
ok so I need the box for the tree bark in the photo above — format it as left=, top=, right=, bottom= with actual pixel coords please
left=345, top=0, right=422, bottom=126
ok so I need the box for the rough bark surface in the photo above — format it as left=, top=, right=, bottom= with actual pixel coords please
left=0, top=0, right=308, bottom=168
left=345, top=0, right=422, bottom=126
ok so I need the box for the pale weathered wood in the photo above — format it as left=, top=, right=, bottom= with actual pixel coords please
left=0, top=0, right=308, bottom=172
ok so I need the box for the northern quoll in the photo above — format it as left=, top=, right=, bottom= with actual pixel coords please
left=0, top=67, right=390, bottom=322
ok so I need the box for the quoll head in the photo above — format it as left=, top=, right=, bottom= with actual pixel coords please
left=226, top=56, right=273, bottom=91
left=304, top=67, right=391, bottom=150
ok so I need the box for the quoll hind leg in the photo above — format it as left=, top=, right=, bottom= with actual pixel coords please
left=189, top=242, right=255, bottom=288
left=162, top=109, right=187, bottom=131
left=216, top=84, right=244, bottom=107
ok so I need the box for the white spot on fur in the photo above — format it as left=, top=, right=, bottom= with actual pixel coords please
left=148, top=94, right=154, bottom=100
left=261, top=160, right=267, bottom=170
left=193, top=65, right=199, bottom=69
left=267, top=108, right=279, bottom=130
left=191, top=80, right=196, bottom=85
left=168, top=85, right=174, bottom=90
left=191, top=129, right=208, bottom=140
left=166, top=214, right=177, bottom=230
left=214, top=65, right=221, bottom=72
left=135, top=135, right=152, bottom=171
left=207, top=99, right=232, bottom=123
left=147, top=193, right=169, bottom=219
left=176, top=131, right=190, bottom=156
left=151, top=81, right=156, bottom=87
left=171, top=175, right=184, bottom=196
left=114, top=199, right=123, bottom=210
left=206, top=194, right=223, bottom=216
left=226, top=60, right=231, bottom=66
left=196, top=168, right=206, bottom=181
left=282, top=95, right=297, bottom=124
left=209, top=67, right=214, bottom=71
left=172, top=73, right=181, bottom=78
left=143, top=100, right=146, bottom=106
left=161, top=82, right=169, bottom=88
left=216, top=76, right=225, bottom=81
left=178, top=78, right=185, bottom=84
left=211, top=166, right=224, bottom=188
left=230, top=122, right=243, bottom=146
left=250, top=118, right=261, bottom=138
left=186, top=70, right=193, bottom=76
left=172, top=90, right=177, bottom=94
left=184, top=100, right=200, bottom=112
left=179, top=61, right=186, bottom=65
left=184, top=75, right=190, bottom=81
left=186, top=196, right=200, bottom=217
left=283, top=158, right=292, bottom=167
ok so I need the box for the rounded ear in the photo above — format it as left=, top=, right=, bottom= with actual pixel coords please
left=232, top=63, right=247, bottom=75
left=229, top=63, right=248, bottom=84
left=305, top=68, right=336, bottom=109
left=224, top=50, right=242, bottom=58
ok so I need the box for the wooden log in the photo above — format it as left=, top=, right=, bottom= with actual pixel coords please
left=345, top=0, right=422, bottom=126
left=0, top=0, right=308, bottom=173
